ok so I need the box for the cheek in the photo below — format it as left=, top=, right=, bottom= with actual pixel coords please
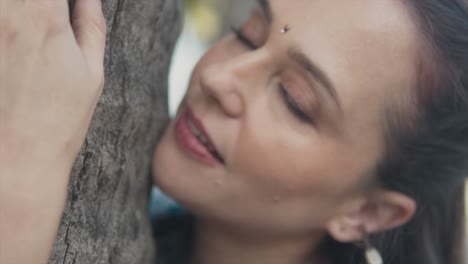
left=230, top=118, right=369, bottom=202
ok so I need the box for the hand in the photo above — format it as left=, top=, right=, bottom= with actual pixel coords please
left=0, top=0, right=106, bottom=164
left=0, top=1, right=106, bottom=263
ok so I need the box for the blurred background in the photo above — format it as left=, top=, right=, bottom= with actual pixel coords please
left=158, top=0, right=468, bottom=232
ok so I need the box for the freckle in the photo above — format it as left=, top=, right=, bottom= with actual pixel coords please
left=272, top=196, right=281, bottom=203
left=215, top=179, right=223, bottom=187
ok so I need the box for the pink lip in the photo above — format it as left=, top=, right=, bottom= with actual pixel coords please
left=174, top=107, right=223, bottom=166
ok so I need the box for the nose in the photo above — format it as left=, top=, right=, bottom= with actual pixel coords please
left=200, top=64, right=244, bottom=118
left=199, top=51, right=271, bottom=118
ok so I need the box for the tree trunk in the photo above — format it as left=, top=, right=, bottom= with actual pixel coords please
left=49, top=1, right=182, bottom=263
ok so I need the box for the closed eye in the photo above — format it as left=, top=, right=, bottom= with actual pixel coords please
left=231, top=26, right=258, bottom=50
left=279, top=84, right=314, bottom=125
left=232, top=27, right=313, bottom=126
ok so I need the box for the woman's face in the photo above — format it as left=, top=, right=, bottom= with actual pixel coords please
left=154, top=0, right=419, bottom=237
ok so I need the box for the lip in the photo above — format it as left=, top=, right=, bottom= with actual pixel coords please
left=174, top=107, right=224, bottom=166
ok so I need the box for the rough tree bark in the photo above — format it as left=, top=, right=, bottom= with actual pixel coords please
left=49, top=1, right=182, bottom=263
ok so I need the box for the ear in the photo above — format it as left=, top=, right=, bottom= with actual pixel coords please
left=326, top=190, right=416, bottom=243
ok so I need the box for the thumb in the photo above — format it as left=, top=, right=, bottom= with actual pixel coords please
left=72, top=0, right=107, bottom=79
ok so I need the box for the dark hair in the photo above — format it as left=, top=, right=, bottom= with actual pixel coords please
left=325, top=1, right=468, bottom=264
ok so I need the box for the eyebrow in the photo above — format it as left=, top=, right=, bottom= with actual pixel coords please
left=257, top=0, right=273, bottom=23
left=257, top=0, right=343, bottom=115
left=288, top=48, right=343, bottom=113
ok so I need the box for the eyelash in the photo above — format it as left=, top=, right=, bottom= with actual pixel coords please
left=231, top=27, right=314, bottom=125
left=278, top=84, right=314, bottom=124
left=231, top=26, right=258, bottom=49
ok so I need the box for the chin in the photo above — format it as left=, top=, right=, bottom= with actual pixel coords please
left=151, top=121, right=218, bottom=214
left=152, top=121, right=184, bottom=200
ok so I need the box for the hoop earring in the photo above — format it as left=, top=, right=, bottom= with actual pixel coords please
left=362, top=235, right=383, bottom=264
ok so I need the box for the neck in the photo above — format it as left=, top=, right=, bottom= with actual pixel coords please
left=190, top=220, right=328, bottom=264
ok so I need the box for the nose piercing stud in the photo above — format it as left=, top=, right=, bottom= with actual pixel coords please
left=280, top=24, right=291, bottom=34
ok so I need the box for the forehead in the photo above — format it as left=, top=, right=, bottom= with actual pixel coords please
left=269, top=0, right=416, bottom=42
left=269, top=0, right=419, bottom=85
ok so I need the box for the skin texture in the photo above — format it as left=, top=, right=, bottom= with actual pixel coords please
left=0, top=1, right=106, bottom=263
left=154, top=0, right=419, bottom=263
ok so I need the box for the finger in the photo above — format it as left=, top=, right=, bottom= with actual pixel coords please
left=2, top=0, right=70, bottom=36
left=28, top=0, right=71, bottom=27
left=72, top=0, right=106, bottom=79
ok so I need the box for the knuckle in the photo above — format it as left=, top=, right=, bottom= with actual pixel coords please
left=0, top=18, right=18, bottom=44
left=91, top=68, right=106, bottom=90
left=94, top=15, right=107, bottom=37
left=75, top=15, right=107, bottom=39
left=97, top=73, right=106, bottom=89
left=98, top=76, right=106, bottom=92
